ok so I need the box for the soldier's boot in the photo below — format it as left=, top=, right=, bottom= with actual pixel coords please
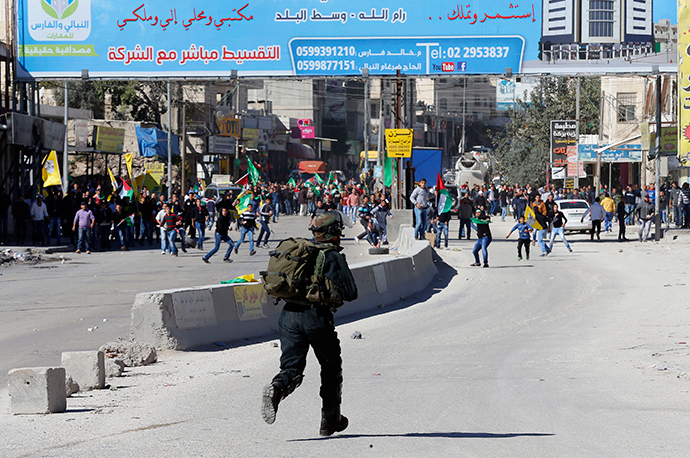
left=261, top=375, right=302, bottom=425
left=319, top=406, right=349, bottom=436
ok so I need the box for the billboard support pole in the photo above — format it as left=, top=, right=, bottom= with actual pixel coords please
left=376, top=78, right=384, bottom=167
left=396, top=70, right=403, bottom=210
left=181, top=101, right=186, bottom=194
left=362, top=69, right=370, bottom=173
left=575, top=77, right=580, bottom=189
left=62, top=81, right=69, bottom=192
left=167, top=81, right=172, bottom=200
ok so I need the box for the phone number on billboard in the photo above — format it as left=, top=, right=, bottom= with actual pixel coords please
left=296, top=60, right=357, bottom=71
left=295, top=46, right=357, bottom=57
left=446, top=46, right=510, bottom=59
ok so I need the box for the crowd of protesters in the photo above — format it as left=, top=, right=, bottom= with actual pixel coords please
left=0, top=175, right=397, bottom=255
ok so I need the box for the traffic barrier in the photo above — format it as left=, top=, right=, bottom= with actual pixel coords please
left=130, top=226, right=437, bottom=350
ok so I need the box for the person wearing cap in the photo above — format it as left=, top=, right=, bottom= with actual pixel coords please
left=30, top=195, right=49, bottom=246
left=262, top=211, right=358, bottom=437
left=72, top=201, right=95, bottom=254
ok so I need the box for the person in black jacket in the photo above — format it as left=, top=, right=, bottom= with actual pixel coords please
left=12, top=195, right=31, bottom=245
left=470, top=209, right=492, bottom=268
left=201, top=207, right=235, bottom=263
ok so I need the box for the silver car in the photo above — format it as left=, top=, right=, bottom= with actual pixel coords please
left=557, top=200, right=593, bottom=233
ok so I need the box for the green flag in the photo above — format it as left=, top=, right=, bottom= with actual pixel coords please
left=325, top=171, right=334, bottom=187
left=236, top=192, right=252, bottom=214
left=287, top=177, right=296, bottom=187
left=384, top=155, right=394, bottom=188
left=247, top=157, right=259, bottom=185
left=314, top=173, right=323, bottom=185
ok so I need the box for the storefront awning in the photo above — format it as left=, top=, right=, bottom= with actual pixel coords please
left=287, top=142, right=316, bottom=159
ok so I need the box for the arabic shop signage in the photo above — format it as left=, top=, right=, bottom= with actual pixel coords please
left=15, top=0, right=677, bottom=79
left=385, top=129, right=413, bottom=158
left=94, top=125, right=125, bottom=153
left=577, top=144, right=643, bottom=163
left=550, top=120, right=577, bottom=179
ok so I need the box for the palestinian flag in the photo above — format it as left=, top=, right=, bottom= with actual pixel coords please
left=236, top=173, right=249, bottom=187
left=125, top=213, right=136, bottom=227
left=119, top=179, right=134, bottom=200
left=436, top=173, right=453, bottom=214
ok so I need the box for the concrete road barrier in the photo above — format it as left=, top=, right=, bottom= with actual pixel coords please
left=130, top=226, right=437, bottom=350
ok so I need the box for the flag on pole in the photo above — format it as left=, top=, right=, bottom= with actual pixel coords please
left=524, top=205, right=543, bottom=230
left=119, top=179, right=134, bottom=200
left=108, top=167, right=118, bottom=191
left=42, top=151, right=62, bottom=188
left=235, top=191, right=252, bottom=214
left=124, top=213, right=136, bottom=227
left=314, top=173, right=323, bottom=185
left=247, top=157, right=259, bottom=185
left=287, top=177, right=296, bottom=187
left=436, top=173, right=453, bottom=214
left=124, top=153, right=139, bottom=198
left=236, top=173, right=249, bottom=187
left=384, top=155, right=394, bottom=188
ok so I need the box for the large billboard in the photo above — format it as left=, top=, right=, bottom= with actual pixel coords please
left=16, top=0, right=677, bottom=79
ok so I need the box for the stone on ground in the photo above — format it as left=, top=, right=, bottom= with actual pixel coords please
left=99, top=340, right=157, bottom=367
left=61, top=351, right=105, bottom=391
left=8, top=367, right=67, bottom=414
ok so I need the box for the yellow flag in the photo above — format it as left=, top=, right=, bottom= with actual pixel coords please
left=42, top=151, right=62, bottom=188
left=524, top=205, right=543, bottom=230
left=108, top=167, right=118, bottom=190
left=125, top=152, right=139, bottom=198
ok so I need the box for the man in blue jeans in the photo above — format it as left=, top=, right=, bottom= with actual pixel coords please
left=434, top=210, right=450, bottom=248
left=409, top=178, right=430, bottom=240
left=191, top=198, right=209, bottom=250
left=234, top=203, right=257, bottom=256
left=470, top=209, right=492, bottom=267
left=72, top=201, right=95, bottom=254
left=202, top=207, right=235, bottom=263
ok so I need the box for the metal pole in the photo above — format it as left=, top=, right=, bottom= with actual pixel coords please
left=461, top=77, right=466, bottom=155
left=167, top=81, right=172, bottom=200
left=62, top=81, right=69, bottom=191
left=181, top=101, right=186, bottom=194
left=435, top=80, right=439, bottom=147
left=654, top=74, right=662, bottom=241
left=396, top=70, right=403, bottom=210
left=575, top=76, right=580, bottom=189
left=363, top=77, right=370, bottom=172
left=376, top=78, right=384, bottom=167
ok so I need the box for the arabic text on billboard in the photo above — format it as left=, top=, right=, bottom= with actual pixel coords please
left=16, top=0, right=677, bottom=79
left=94, top=126, right=125, bottom=153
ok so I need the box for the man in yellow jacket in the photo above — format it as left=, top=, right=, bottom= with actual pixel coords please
left=601, top=192, right=615, bottom=233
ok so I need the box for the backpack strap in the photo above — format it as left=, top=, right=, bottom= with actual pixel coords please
left=314, top=250, right=327, bottom=278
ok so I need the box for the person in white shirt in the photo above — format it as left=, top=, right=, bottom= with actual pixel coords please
left=155, top=206, right=169, bottom=254
left=30, top=195, right=49, bottom=246
left=580, top=197, right=606, bottom=241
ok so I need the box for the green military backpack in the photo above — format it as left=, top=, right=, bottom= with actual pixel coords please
left=260, top=237, right=358, bottom=309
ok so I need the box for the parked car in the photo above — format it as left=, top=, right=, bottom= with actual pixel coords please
left=203, top=184, right=243, bottom=203
left=557, top=199, right=593, bottom=233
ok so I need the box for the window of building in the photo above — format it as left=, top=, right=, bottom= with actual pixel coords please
left=589, top=0, right=614, bottom=38
left=439, top=98, right=448, bottom=112
left=617, top=93, right=636, bottom=123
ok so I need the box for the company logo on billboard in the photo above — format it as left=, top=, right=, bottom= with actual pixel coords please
left=29, top=0, right=91, bottom=42
left=442, top=62, right=455, bottom=72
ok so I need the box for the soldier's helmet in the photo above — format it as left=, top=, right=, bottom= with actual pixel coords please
left=310, top=211, right=345, bottom=240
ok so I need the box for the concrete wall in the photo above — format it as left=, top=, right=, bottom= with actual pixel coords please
left=130, top=226, right=437, bottom=350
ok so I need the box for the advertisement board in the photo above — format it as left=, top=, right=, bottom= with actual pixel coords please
left=550, top=120, right=577, bottom=179
left=15, top=0, right=677, bottom=79
left=94, top=126, right=125, bottom=153
left=577, top=144, right=643, bottom=163
left=680, top=0, right=690, bottom=166
left=386, top=129, right=413, bottom=158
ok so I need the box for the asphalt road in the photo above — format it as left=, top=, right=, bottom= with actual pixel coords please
left=2, top=218, right=690, bottom=457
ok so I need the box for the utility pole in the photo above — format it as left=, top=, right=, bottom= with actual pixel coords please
left=167, top=81, right=172, bottom=200
left=654, top=73, right=662, bottom=241
left=461, top=77, right=466, bottom=155
left=376, top=78, right=384, bottom=167
left=181, top=101, right=186, bottom=194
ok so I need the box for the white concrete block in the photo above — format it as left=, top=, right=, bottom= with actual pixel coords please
left=8, top=367, right=67, bottom=414
left=61, top=351, right=105, bottom=391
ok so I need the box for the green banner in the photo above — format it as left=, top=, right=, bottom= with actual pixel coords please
left=19, top=44, right=98, bottom=57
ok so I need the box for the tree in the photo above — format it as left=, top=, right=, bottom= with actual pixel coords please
left=492, top=76, right=600, bottom=186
